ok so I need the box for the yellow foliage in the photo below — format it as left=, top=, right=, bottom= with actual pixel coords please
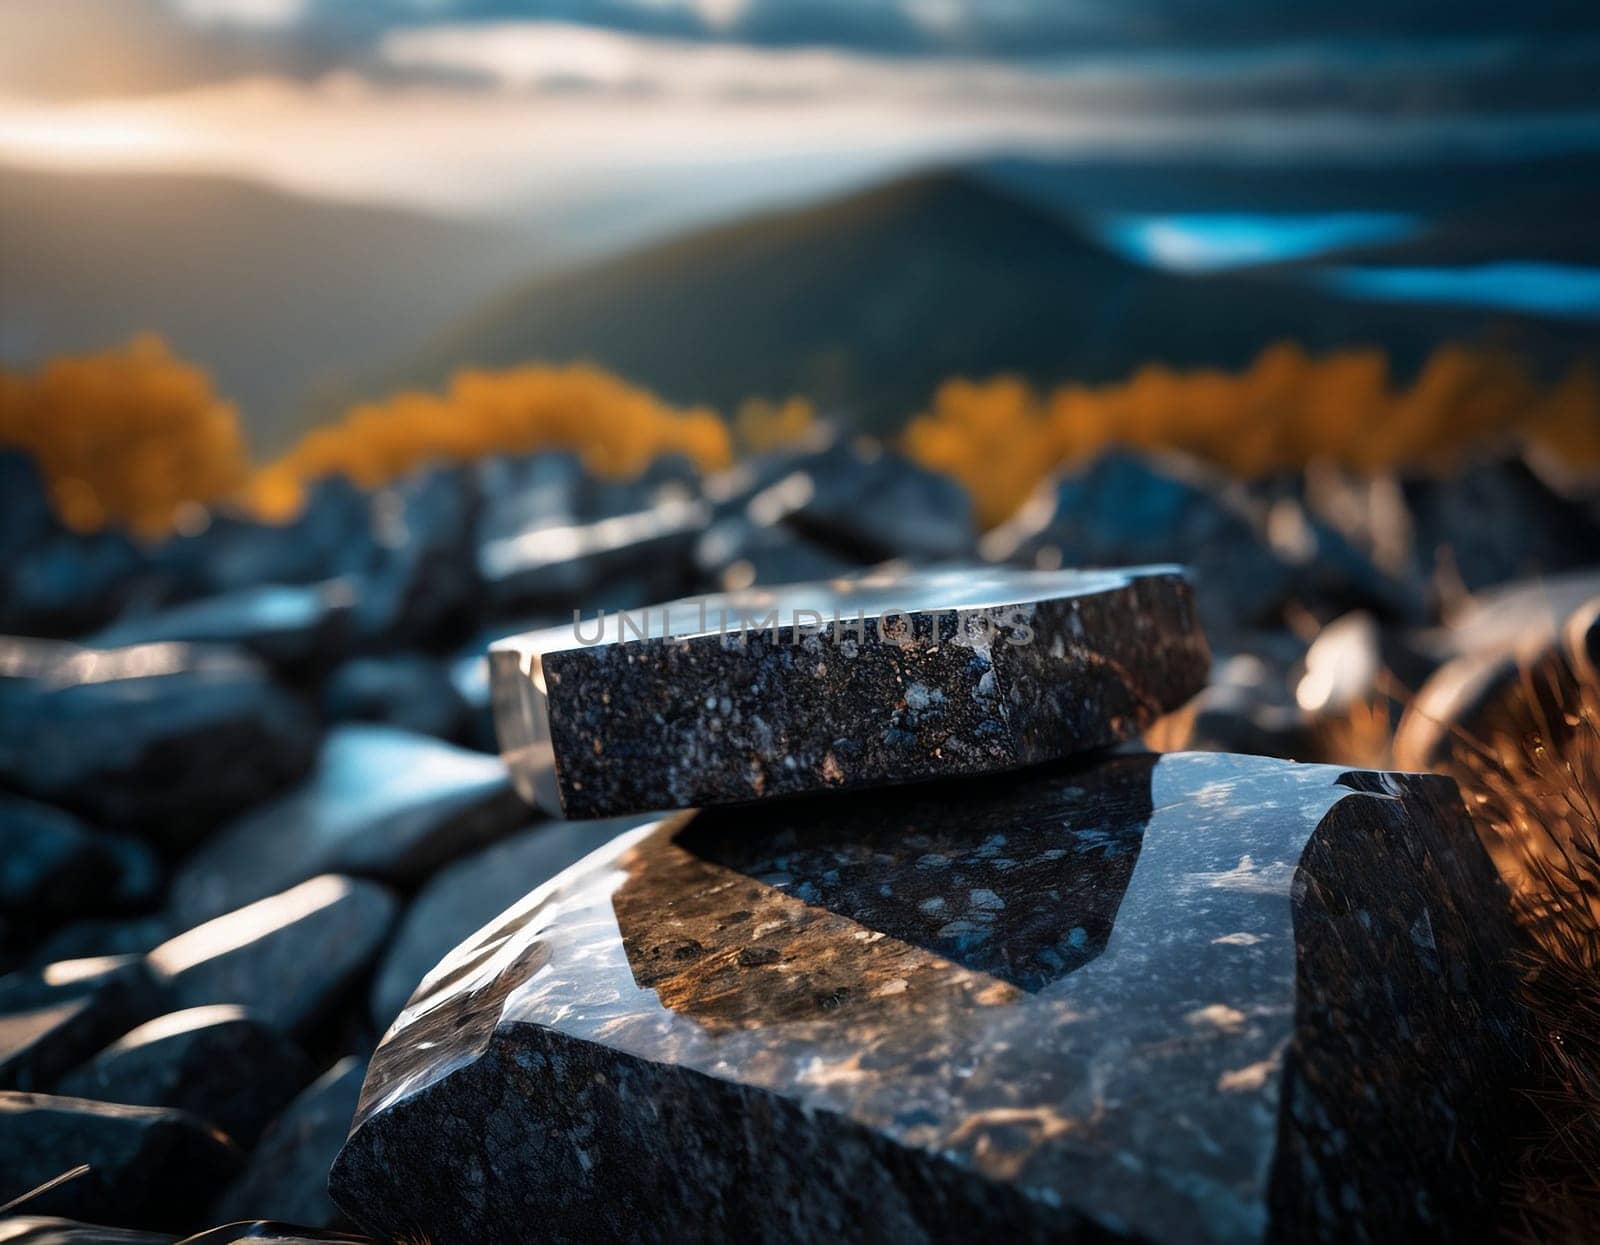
left=251, top=362, right=733, bottom=519
left=0, top=335, right=250, bottom=536
left=733, top=395, right=817, bottom=453
left=904, top=342, right=1600, bottom=528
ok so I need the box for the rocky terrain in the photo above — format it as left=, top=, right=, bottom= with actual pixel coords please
left=2, top=433, right=1597, bottom=1241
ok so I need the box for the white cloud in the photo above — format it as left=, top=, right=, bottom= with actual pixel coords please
left=172, top=0, right=311, bottom=28
left=1, top=22, right=1596, bottom=221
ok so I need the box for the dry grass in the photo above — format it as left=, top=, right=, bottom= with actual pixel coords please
left=1453, top=666, right=1600, bottom=1242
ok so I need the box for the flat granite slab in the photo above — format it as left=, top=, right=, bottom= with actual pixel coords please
left=330, top=751, right=1526, bottom=1245
left=489, top=566, right=1208, bottom=817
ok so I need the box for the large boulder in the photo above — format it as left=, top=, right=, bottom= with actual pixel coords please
left=170, top=727, right=526, bottom=924
left=331, top=751, right=1525, bottom=1244
left=0, top=639, right=317, bottom=854
left=370, top=816, right=645, bottom=1028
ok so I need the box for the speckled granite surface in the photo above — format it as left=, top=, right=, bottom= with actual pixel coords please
left=330, top=751, right=1526, bottom=1244
left=489, top=566, right=1209, bottom=817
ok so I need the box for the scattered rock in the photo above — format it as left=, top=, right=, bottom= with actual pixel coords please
left=983, top=449, right=1296, bottom=635
left=479, top=494, right=706, bottom=617
left=320, top=656, right=468, bottom=742
left=91, top=584, right=356, bottom=675
left=0, top=1093, right=238, bottom=1233
left=0, top=958, right=168, bottom=1092
left=148, top=480, right=372, bottom=604
left=0, top=801, right=158, bottom=932
left=370, top=817, right=644, bottom=1027
left=692, top=518, right=865, bottom=594
left=491, top=566, right=1208, bottom=817
left=149, top=878, right=396, bottom=1037
left=353, top=467, right=479, bottom=648
left=170, top=728, right=525, bottom=924
left=210, top=1059, right=365, bottom=1231
left=0, top=454, right=147, bottom=637
left=0, top=640, right=317, bottom=854
left=332, top=751, right=1524, bottom=1244
left=0, top=1216, right=175, bottom=1243
left=57, top=1006, right=312, bottom=1147
left=1404, top=456, right=1600, bottom=594
left=27, top=923, right=171, bottom=972
left=762, top=441, right=975, bottom=562
left=1393, top=572, right=1600, bottom=770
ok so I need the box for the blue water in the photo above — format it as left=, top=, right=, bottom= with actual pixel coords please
left=1098, top=212, right=1419, bottom=271
left=1319, top=262, right=1600, bottom=321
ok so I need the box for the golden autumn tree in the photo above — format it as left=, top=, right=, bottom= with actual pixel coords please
left=252, top=362, right=733, bottom=518
left=904, top=342, right=1600, bottom=528
left=733, top=395, right=818, bottom=453
left=0, top=336, right=251, bottom=536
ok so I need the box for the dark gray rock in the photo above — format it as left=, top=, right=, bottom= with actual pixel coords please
left=1392, top=571, right=1600, bottom=771
left=353, top=467, right=480, bottom=648
left=148, top=877, right=396, bottom=1036
left=0, top=1216, right=174, bottom=1243
left=176, top=1225, right=366, bottom=1244
left=170, top=728, right=525, bottom=924
left=983, top=450, right=1297, bottom=635
left=0, top=454, right=147, bottom=637
left=147, top=479, right=373, bottom=604
left=478, top=490, right=706, bottom=616
left=210, top=1059, right=365, bottom=1231
left=321, top=656, right=468, bottom=742
left=473, top=451, right=587, bottom=552
left=1404, top=455, right=1600, bottom=594
left=759, top=441, right=975, bottom=563
left=0, top=801, right=158, bottom=932
left=0, top=640, right=317, bottom=854
left=0, top=958, right=168, bottom=1092
left=91, top=584, right=356, bottom=675
left=331, top=750, right=1525, bottom=1245
left=491, top=565, right=1209, bottom=818
left=693, top=518, right=866, bottom=595
left=28, top=922, right=172, bottom=972
left=370, top=817, right=646, bottom=1027
left=57, top=1006, right=312, bottom=1147
left=0, top=1093, right=238, bottom=1233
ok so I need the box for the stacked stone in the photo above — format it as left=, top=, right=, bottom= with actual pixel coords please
left=326, top=566, right=1529, bottom=1245
left=0, top=434, right=1573, bottom=1244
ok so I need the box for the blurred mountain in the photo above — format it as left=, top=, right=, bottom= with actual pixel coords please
left=0, top=165, right=547, bottom=453
left=979, top=152, right=1600, bottom=217
left=383, top=169, right=1593, bottom=433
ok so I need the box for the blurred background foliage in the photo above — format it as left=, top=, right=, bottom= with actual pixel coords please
left=4, top=335, right=1597, bottom=537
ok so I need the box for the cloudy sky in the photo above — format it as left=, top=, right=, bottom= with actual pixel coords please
left=1, top=0, right=1596, bottom=217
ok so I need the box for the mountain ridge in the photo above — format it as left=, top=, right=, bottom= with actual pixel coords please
left=378, top=168, right=1594, bottom=433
